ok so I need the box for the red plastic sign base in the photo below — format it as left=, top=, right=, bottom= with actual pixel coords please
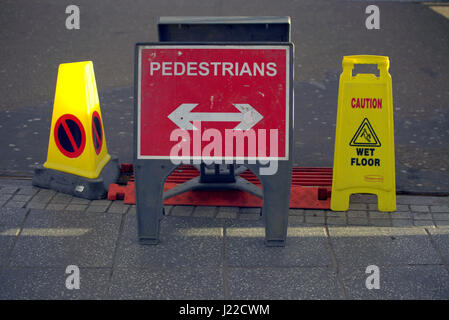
left=108, top=165, right=332, bottom=209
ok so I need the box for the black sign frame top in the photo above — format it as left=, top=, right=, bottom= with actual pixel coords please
left=158, top=16, right=291, bottom=42
left=133, top=41, right=294, bottom=247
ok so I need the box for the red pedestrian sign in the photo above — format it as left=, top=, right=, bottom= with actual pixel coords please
left=136, top=44, right=292, bottom=161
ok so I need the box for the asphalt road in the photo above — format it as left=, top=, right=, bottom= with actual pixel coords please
left=0, top=0, right=448, bottom=193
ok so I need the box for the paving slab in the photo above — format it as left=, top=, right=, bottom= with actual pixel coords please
left=347, top=217, right=369, bottom=226
left=0, top=177, right=449, bottom=300
left=192, top=206, right=217, bottom=218
left=225, top=220, right=332, bottom=268
left=436, top=221, right=449, bottom=228
left=427, top=228, right=449, bottom=265
left=0, top=207, right=28, bottom=227
left=304, top=210, right=326, bottom=224
left=348, top=209, right=368, bottom=219
left=369, top=211, right=393, bottom=221
left=25, top=201, right=47, bottom=210
left=65, top=204, right=88, bottom=212
left=396, top=196, right=449, bottom=206
left=115, top=214, right=223, bottom=269
left=107, top=201, right=130, bottom=214
left=0, top=267, right=111, bottom=300
left=395, top=205, right=411, bottom=212
left=289, top=209, right=304, bottom=216
left=391, top=219, right=414, bottom=227
left=0, top=194, right=12, bottom=203
left=431, top=206, right=449, bottom=213
left=340, top=265, right=449, bottom=300
left=109, top=266, right=223, bottom=300
left=50, top=193, right=73, bottom=204
left=0, top=226, right=19, bottom=267
left=216, top=206, right=239, bottom=220
left=86, top=204, right=110, bottom=213
left=239, top=207, right=261, bottom=220
left=9, top=194, right=32, bottom=203
left=412, top=211, right=434, bottom=220
left=350, top=194, right=378, bottom=204
left=413, top=220, right=435, bottom=227
left=170, top=205, right=194, bottom=217
left=0, top=186, right=20, bottom=195
left=5, top=201, right=26, bottom=209
left=391, top=211, right=413, bottom=219
left=0, top=208, right=28, bottom=267
left=327, top=214, right=347, bottom=226
left=288, top=215, right=305, bottom=224
left=69, top=198, right=91, bottom=205
left=7, top=210, right=122, bottom=268
left=45, top=203, right=68, bottom=211
left=432, top=213, right=449, bottom=221
left=368, top=219, right=392, bottom=227
left=349, top=203, right=368, bottom=211
left=328, top=226, right=442, bottom=267
left=227, top=267, right=343, bottom=300
left=410, top=205, right=430, bottom=213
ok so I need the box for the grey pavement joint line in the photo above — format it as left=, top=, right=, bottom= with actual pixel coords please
left=104, top=200, right=113, bottom=213
left=324, top=225, right=349, bottom=300
left=43, top=191, right=62, bottom=210
left=431, top=209, right=448, bottom=225
left=222, top=226, right=229, bottom=299
left=29, top=188, right=59, bottom=210
left=105, top=212, right=127, bottom=299
left=368, top=210, right=393, bottom=225
left=214, top=206, right=220, bottom=218
left=0, top=194, right=13, bottom=207
left=164, top=205, right=173, bottom=216
left=3, top=186, right=25, bottom=208
left=413, top=217, right=436, bottom=228
left=0, top=208, right=31, bottom=276
left=424, top=228, right=449, bottom=275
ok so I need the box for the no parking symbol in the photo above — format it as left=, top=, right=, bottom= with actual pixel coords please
left=54, top=114, right=86, bottom=158
left=92, top=111, right=103, bottom=155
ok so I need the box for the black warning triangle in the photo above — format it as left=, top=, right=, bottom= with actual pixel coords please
left=349, top=118, right=381, bottom=147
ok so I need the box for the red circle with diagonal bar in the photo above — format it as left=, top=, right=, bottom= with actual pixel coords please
left=54, top=114, right=86, bottom=158
left=92, top=111, right=103, bottom=155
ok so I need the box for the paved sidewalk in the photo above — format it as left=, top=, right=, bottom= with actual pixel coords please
left=0, top=178, right=448, bottom=299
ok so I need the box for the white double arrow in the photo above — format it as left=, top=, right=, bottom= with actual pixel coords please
left=168, top=103, right=264, bottom=130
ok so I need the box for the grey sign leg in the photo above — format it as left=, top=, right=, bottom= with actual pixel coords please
left=247, top=161, right=293, bottom=247
left=135, top=160, right=177, bottom=245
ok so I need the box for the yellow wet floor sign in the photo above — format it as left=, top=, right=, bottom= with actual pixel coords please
left=44, top=61, right=111, bottom=179
left=331, top=55, right=396, bottom=212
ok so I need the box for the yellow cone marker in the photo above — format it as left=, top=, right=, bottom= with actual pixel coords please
left=44, top=61, right=111, bottom=179
left=331, top=55, right=396, bottom=212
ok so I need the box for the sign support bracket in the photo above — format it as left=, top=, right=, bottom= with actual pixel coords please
left=135, top=159, right=292, bottom=246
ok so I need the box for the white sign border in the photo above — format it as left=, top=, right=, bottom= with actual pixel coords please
left=137, top=44, right=291, bottom=161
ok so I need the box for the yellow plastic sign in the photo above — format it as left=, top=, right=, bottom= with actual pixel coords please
left=331, top=55, right=396, bottom=212
left=44, top=61, right=111, bottom=179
